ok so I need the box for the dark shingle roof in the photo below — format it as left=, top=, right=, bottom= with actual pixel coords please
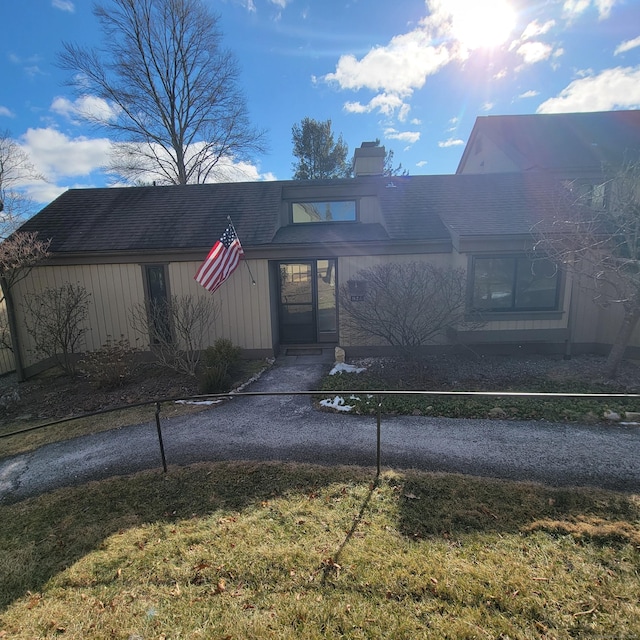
left=458, top=110, right=640, bottom=173
left=17, top=182, right=284, bottom=253
left=432, top=173, right=569, bottom=237
left=17, top=173, right=570, bottom=255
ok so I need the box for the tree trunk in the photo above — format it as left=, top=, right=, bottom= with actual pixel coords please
left=605, top=307, right=640, bottom=378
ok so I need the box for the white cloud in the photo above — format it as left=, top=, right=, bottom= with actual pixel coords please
left=51, top=95, right=120, bottom=123
left=9, top=53, right=45, bottom=78
left=482, top=102, right=495, bottom=111
left=416, top=160, right=428, bottom=167
left=537, top=66, right=640, bottom=113
left=563, top=0, right=617, bottom=20
left=438, top=138, right=464, bottom=148
left=0, top=106, right=15, bottom=118
left=521, top=19, right=555, bottom=41
left=562, top=0, right=591, bottom=18
left=343, top=93, right=408, bottom=118
left=22, top=182, right=69, bottom=206
left=517, top=41, right=553, bottom=65
left=20, top=128, right=111, bottom=181
left=52, top=0, right=75, bottom=12
left=493, top=69, right=508, bottom=80
left=384, top=128, right=420, bottom=144
left=615, top=36, right=640, bottom=56
left=323, top=29, right=450, bottom=96
left=595, top=0, right=616, bottom=19
left=518, top=90, right=539, bottom=99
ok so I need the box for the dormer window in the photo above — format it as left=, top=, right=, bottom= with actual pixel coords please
left=292, top=200, right=357, bottom=223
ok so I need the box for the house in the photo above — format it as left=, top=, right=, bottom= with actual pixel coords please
left=2, top=133, right=639, bottom=378
left=457, top=110, right=640, bottom=178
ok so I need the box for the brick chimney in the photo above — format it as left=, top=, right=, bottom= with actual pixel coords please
left=353, top=141, right=385, bottom=176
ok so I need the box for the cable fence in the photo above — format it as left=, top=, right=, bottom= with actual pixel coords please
left=3, top=388, right=640, bottom=477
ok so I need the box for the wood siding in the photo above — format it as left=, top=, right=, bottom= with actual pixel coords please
left=0, top=297, right=14, bottom=375
left=167, top=259, right=272, bottom=350
left=12, top=258, right=273, bottom=371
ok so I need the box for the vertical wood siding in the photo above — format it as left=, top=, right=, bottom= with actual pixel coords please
left=13, top=259, right=273, bottom=370
left=13, top=263, right=145, bottom=368
left=168, top=259, right=272, bottom=350
left=0, top=297, right=15, bottom=375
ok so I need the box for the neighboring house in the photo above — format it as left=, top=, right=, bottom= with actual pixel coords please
left=457, top=110, right=640, bottom=178
left=3, top=136, right=638, bottom=377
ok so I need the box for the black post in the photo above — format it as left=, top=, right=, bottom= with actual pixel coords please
left=155, top=401, right=168, bottom=473
left=376, top=394, right=382, bottom=477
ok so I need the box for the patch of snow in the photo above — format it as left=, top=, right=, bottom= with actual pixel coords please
left=320, top=395, right=354, bottom=412
left=329, top=362, right=366, bottom=375
left=175, top=399, right=222, bottom=406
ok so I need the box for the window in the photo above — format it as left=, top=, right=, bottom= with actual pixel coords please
left=564, top=180, right=608, bottom=209
left=292, top=200, right=356, bottom=223
left=471, top=256, right=559, bottom=312
left=144, top=265, right=172, bottom=343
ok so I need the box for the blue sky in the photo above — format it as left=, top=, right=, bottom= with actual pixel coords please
left=2, top=0, right=640, bottom=207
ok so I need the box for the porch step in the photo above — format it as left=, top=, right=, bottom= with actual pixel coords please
left=285, top=347, right=323, bottom=356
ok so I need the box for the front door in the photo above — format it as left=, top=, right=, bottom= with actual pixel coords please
left=278, top=260, right=337, bottom=344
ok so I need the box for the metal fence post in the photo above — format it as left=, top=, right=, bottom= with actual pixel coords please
left=376, top=394, right=382, bottom=476
left=155, top=401, right=168, bottom=473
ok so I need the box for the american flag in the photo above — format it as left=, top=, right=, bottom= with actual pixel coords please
left=194, top=224, right=244, bottom=293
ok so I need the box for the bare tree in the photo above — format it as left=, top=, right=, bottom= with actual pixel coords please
left=1, top=130, right=44, bottom=237
left=59, top=0, right=266, bottom=186
left=340, top=262, right=477, bottom=360
left=534, top=158, right=640, bottom=378
left=22, top=283, right=91, bottom=376
left=130, top=293, right=219, bottom=375
left=0, top=232, right=50, bottom=381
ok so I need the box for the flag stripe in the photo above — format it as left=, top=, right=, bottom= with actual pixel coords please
left=194, top=224, right=244, bottom=294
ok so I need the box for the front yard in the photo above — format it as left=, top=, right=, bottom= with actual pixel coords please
left=319, top=353, right=640, bottom=423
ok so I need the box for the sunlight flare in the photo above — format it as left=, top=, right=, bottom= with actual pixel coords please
left=448, top=0, right=516, bottom=49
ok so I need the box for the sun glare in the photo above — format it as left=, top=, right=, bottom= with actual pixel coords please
left=449, top=0, right=516, bottom=50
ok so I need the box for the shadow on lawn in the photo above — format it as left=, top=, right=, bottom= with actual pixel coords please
left=1, top=461, right=638, bottom=612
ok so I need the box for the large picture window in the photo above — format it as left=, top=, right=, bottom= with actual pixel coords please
left=471, top=256, right=559, bottom=312
left=292, top=200, right=356, bottom=223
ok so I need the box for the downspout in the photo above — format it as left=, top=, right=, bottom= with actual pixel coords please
left=1, top=276, right=25, bottom=381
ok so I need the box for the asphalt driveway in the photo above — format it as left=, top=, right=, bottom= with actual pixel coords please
left=1, top=352, right=640, bottom=503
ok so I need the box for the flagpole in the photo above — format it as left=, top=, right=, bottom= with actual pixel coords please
left=227, top=216, right=256, bottom=286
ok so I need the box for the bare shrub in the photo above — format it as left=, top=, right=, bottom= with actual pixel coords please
left=340, top=261, right=479, bottom=360
left=79, top=335, right=140, bottom=389
left=22, top=283, right=91, bottom=375
left=130, top=294, right=219, bottom=376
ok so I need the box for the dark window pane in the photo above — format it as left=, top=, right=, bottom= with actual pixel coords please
left=515, top=258, right=558, bottom=310
left=472, top=256, right=559, bottom=312
left=472, top=258, right=515, bottom=309
left=145, top=265, right=171, bottom=343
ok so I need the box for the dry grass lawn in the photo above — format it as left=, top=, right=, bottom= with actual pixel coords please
left=1, top=461, right=639, bottom=639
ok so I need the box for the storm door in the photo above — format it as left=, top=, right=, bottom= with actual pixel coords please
left=278, top=260, right=337, bottom=344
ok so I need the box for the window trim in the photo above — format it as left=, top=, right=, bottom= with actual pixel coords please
left=290, top=199, right=359, bottom=224
left=468, top=254, right=562, bottom=315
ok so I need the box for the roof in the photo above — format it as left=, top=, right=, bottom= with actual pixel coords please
left=17, top=173, right=570, bottom=255
left=457, top=110, right=640, bottom=174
